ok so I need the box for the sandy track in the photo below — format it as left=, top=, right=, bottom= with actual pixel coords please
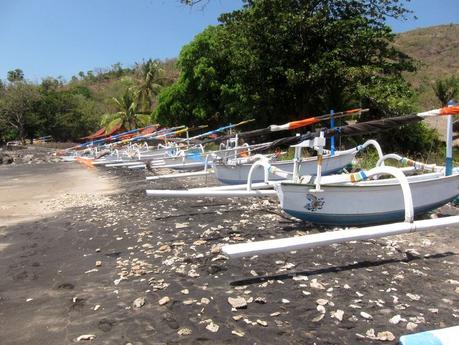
left=0, top=163, right=119, bottom=228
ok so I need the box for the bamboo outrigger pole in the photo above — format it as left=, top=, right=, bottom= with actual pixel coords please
left=222, top=216, right=459, bottom=258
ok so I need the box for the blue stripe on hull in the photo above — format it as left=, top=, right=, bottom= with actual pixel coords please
left=284, top=197, right=457, bottom=226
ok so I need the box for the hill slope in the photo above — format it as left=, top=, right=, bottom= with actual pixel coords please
left=395, top=23, right=459, bottom=108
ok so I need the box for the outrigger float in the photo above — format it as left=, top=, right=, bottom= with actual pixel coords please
left=146, top=105, right=459, bottom=258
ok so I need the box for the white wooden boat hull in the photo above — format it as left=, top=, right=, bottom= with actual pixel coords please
left=277, top=173, right=459, bottom=225
left=150, top=154, right=211, bottom=171
left=213, top=151, right=355, bottom=185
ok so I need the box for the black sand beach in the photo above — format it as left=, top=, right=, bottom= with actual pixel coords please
left=0, top=162, right=458, bottom=344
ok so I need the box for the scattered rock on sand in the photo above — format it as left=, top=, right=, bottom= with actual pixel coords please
left=377, top=331, right=395, bottom=341
left=360, top=311, right=373, bottom=319
left=206, top=322, right=219, bottom=333
left=312, top=314, right=325, bottom=322
left=405, top=249, right=421, bottom=260
left=316, top=298, right=328, bottom=305
left=76, top=334, right=96, bottom=341
left=211, top=244, right=222, bottom=254
left=232, top=329, right=245, bottom=337
left=366, top=330, right=395, bottom=341
left=406, top=293, right=421, bottom=301
left=228, top=296, right=247, bottom=309
left=158, top=296, right=170, bottom=306
left=177, top=328, right=192, bottom=336
left=317, top=305, right=326, bottom=314
left=331, top=310, right=344, bottom=321
left=188, top=270, right=199, bottom=278
left=389, top=315, right=401, bottom=324
left=254, top=297, right=267, bottom=304
left=366, top=329, right=376, bottom=338
left=256, top=319, right=268, bottom=327
left=407, top=322, right=418, bottom=331
left=133, top=297, right=146, bottom=308
left=310, top=279, right=325, bottom=289
left=200, top=297, right=210, bottom=305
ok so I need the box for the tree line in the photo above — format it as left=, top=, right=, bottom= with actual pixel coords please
left=1, top=0, right=458, bottom=154
left=156, top=0, right=458, bottom=154
left=0, top=60, right=176, bottom=144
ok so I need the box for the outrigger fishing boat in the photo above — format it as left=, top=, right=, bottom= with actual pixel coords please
left=147, top=106, right=459, bottom=229
left=275, top=147, right=459, bottom=226
left=144, top=120, right=256, bottom=171
left=211, top=141, right=377, bottom=185
left=147, top=108, right=370, bottom=184
left=73, top=125, right=190, bottom=166
left=60, top=124, right=161, bottom=162
left=215, top=105, right=459, bottom=258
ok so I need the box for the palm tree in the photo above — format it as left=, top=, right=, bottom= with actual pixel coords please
left=433, top=76, right=459, bottom=106
left=136, top=59, right=164, bottom=113
left=101, top=88, right=151, bottom=134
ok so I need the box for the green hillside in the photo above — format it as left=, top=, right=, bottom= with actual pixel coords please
left=395, top=24, right=459, bottom=108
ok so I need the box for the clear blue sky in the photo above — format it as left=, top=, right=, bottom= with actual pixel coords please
left=1, top=0, right=458, bottom=82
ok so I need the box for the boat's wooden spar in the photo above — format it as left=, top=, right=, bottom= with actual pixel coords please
left=221, top=215, right=459, bottom=258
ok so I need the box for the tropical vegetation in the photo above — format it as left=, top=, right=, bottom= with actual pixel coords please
left=1, top=0, right=458, bottom=156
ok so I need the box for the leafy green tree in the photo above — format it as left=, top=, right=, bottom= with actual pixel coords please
left=34, top=83, right=99, bottom=141
left=101, top=88, right=151, bottom=133
left=157, top=0, right=416, bottom=127
left=7, top=69, right=25, bottom=83
left=0, top=82, right=40, bottom=143
left=155, top=26, right=237, bottom=126
left=433, top=76, right=459, bottom=106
